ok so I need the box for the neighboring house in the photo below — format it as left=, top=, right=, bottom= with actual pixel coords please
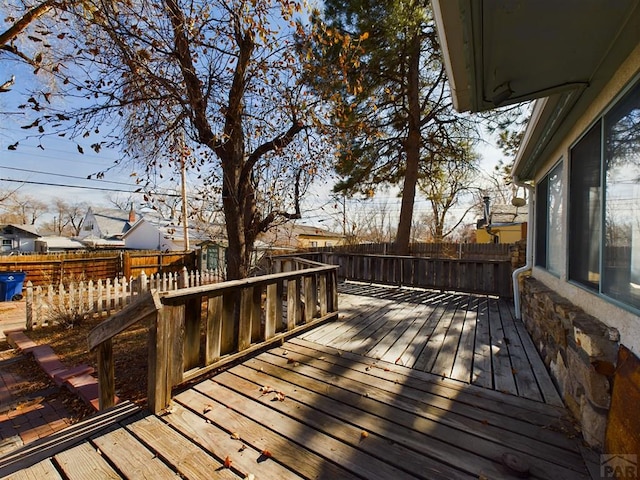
left=433, top=0, right=640, bottom=451
left=35, top=236, right=86, bottom=253
left=122, top=209, right=212, bottom=252
left=476, top=198, right=528, bottom=244
left=259, top=223, right=346, bottom=250
left=77, top=207, right=135, bottom=249
left=123, top=217, right=181, bottom=251
left=0, top=224, right=40, bottom=253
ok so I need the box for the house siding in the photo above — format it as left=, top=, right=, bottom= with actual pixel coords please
left=532, top=42, right=640, bottom=357
left=524, top=38, right=640, bottom=450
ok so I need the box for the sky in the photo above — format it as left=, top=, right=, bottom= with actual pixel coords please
left=0, top=91, right=505, bottom=232
left=0, top=10, right=506, bottom=233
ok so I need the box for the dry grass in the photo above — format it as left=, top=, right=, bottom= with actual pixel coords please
left=26, top=315, right=150, bottom=408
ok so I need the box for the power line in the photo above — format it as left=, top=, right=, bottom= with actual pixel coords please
left=0, top=177, right=181, bottom=197
left=0, top=165, right=139, bottom=187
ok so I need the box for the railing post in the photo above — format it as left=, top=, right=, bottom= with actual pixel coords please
left=148, top=309, right=171, bottom=414
left=318, top=274, right=328, bottom=317
left=239, top=288, right=251, bottom=350
left=97, top=339, right=115, bottom=410
left=304, top=275, right=317, bottom=322
left=205, top=295, right=223, bottom=364
left=266, top=280, right=284, bottom=338
left=287, top=278, right=301, bottom=330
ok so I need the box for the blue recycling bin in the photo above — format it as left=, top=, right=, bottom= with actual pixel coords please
left=0, top=272, right=26, bottom=301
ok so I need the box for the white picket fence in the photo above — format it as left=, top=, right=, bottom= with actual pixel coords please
left=25, top=268, right=221, bottom=330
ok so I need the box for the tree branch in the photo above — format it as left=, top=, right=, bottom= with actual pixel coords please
left=241, top=120, right=306, bottom=183
left=0, top=0, right=55, bottom=47
left=256, top=169, right=302, bottom=233
left=164, top=0, right=215, bottom=147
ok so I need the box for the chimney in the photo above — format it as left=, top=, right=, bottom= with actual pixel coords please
left=128, top=204, right=135, bottom=223
left=483, top=196, right=490, bottom=224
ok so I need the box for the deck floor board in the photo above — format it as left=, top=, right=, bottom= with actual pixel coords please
left=1, top=282, right=591, bottom=480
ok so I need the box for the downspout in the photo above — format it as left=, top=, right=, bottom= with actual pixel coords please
left=512, top=176, right=535, bottom=319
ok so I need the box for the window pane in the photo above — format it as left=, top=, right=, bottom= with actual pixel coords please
left=569, top=121, right=602, bottom=290
left=535, top=176, right=548, bottom=267
left=547, top=162, right=563, bottom=275
left=603, top=81, right=640, bottom=309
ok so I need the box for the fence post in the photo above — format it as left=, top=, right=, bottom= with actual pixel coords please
left=25, top=281, right=33, bottom=331
left=139, top=271, right=148, bottom=293
left=179, top=266, right=188, bottom=289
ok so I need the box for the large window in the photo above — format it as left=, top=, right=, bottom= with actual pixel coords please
left=569, top=78, right=640, bottom=311
left=569, top=121, right=601, bottom=290
left=535, top=161, right=563, bottom=275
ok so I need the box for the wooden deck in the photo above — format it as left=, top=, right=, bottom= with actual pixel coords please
left=0, top=283, right=595, bottom=479
left=303, top=282, right=564, bottom=405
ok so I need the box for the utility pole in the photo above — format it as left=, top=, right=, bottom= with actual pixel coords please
left=342, top=193, right=346, bottom=236
left=180, top=136, right=190, bottom=252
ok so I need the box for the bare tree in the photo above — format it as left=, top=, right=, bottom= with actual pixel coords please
left=0, top=193, right=48, bottom=224
left=49, top=199, right=86, bottom=235
left=417, top=140, right=479, bottom=243
left=15, top=0, right=328, bottom=279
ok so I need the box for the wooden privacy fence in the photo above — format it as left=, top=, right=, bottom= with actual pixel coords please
left=88, top=257, right=339, bottom=413
left=0, top=250, right=197, bottom=287
left=281, top=252, right=513, bottom=298
left=312, top=242, right=516, bottom=260
left=25, top=268, right=221, bottom=330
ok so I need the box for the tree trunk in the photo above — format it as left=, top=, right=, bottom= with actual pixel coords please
left=394, top=33, right=422, bottom=255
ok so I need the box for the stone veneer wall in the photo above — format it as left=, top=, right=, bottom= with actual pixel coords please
left=520, top=276, right=620, bottom=449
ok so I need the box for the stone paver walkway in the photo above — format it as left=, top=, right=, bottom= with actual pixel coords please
left=0, top=351, right=75, bottom=456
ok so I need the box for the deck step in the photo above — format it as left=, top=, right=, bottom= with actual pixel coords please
left=0, top=401, right=140, bottom=477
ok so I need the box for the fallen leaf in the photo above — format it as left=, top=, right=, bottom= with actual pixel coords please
left=274, top=391, right=286, bottom=402
left=262, top=449, right=272, bottom=458
left=260, top=386, right=274, bottom=395
left=360, top=431, right=369, bottom=439
left=245, top=474, right=255, bottom=480
left=282, top=350, right=289, bottom=356
left=230, top=432, right=241, bottom=440
left=224, top=455, right=232, bottom=468
left=239, top=444, right=247, bottom=452
left=287, top=358, right=295, bottom=364
left=384, top=367, right=390, bottom=371
left=203, top=404, right=213, bottom=414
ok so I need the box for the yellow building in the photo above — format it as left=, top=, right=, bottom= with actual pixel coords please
left=476, top=204, right=528, bottom=244
left=258, top=224, right=346, bottom=250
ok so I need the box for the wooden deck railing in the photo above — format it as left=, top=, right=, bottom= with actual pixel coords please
left=277, top=252, right=513, bottom=298
left=88, top=258, right=339, bottom=413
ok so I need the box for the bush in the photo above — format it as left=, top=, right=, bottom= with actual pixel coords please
left=45, top=303, right=91, bottom=329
